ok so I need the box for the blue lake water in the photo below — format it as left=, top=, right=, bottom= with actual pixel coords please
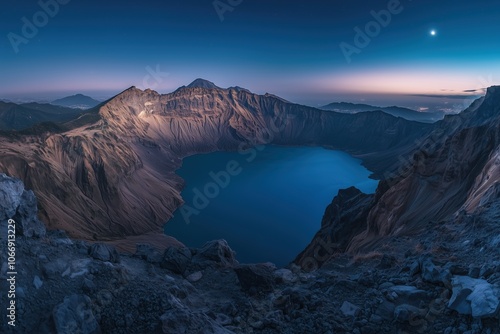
left=164, top=145, right=378, bottom=266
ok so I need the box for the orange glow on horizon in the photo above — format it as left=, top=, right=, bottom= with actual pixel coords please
left=316, top=69, right=490, bottom=96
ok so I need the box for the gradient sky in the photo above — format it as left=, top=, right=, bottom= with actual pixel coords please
left=1, top=0, right=499, bottom=109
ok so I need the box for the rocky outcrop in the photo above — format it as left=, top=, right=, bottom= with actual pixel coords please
left=52, top=294, right=100, bottom=334
left=295, top=187, right=374, bottom=269
left=0, top=173, right=45, bottom=237
left=88, top=243, right=120, bottom=263
left=161, top=246, right=192, bottom=274
left=448, top=276, right=500, bottom=318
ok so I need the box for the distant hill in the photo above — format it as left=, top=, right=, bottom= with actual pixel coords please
left=186, top=78, right=220, bottom=89
left=0, top=101, right=83, bottom=131
left=51, top=94, right=100, bottom=109
left=321, top=102, right=445, bottom=123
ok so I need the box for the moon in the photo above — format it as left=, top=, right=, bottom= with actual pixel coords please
left=430, top=30, right=437, bottom=36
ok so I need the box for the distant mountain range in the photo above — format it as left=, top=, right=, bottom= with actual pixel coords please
left=0, top=101, right=84, bottom=131
left=321, top=102, right=445, bottom=123
left=51, top=94, right=101, bottom=109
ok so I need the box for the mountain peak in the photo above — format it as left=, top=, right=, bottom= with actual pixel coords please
left=51, top=94, right=100, bottom=109
left=485, top=85, right=500, bottom=98
left=187, top=78, right=219, bottom=89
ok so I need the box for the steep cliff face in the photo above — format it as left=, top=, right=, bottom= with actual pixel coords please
left=345, top=86, right=500, bottom=252
left=294, top=187, right=374, bottom=269
left=0, top=83, right=431, bottom=240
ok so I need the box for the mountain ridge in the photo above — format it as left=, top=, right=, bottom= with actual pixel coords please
left=321, top=102, right=445, bottom=123
left=296, top=85, right=500, bottom=262
left=0, top=101, right=84, bottom=131
left=0, top=82, right=431, bottom=242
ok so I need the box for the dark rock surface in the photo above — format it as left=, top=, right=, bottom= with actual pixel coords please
left=88, top=243, right=120, bottom=263
left=235, top=264, right=276, bottom=293
left=160, top=246, right=192, bottom=274
left=1, top=176, right=499, bottom=333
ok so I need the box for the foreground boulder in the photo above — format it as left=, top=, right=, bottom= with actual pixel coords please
left=14, top=189, right=47, bottom=237
left=0, top=173, right=24, bottom=220
left=0, top=173, right=46, bottom=237
left=161, top=246, right=192, bottom=274
left=194, top=240, right=237, bottom=267
left=448, top=276, right=500, bottom=318
left=420, top=255, right=451, bottom=285
left=235, top=263, right=275, bottom=293
left=52, top=294, right=100, bottom=334
left=88, top=243, right=120, bottom=263
left=135, top=243, right=163, bottom=264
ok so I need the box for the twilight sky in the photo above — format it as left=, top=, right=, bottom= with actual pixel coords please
left=1, top=0, right=499, bottom=110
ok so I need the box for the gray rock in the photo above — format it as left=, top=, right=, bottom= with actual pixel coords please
left=388, top=285, right=430, bottom=307
left=52, top=294, right=100, bottom=334
left=369, top=314, right=383, bottom=324
left=88, top=243, right=120, bottom=263
left=0, top=174, right=46, bottom=238
left=420, top=255, right=450, bottom=285
left=378, top=282, right=395, bottom=290
left=43, top=259, right=69, bottom=279
left=375, top=300, right=396, bottom=320
left=161, top=247, right=192, bottom=274
left=14, top=190, right=46, bottom=237
left=186, top=271, right=203, bottom=282
left=135, top=243, right=162, bottom=264
left=16, top=287, right=26, bottom=299
left=234, top=264, right=275, bottom=293
left=195, top=240, right=237, bottom=267
left=340, top=301, right=361, bottom=317
left=448, top=275, right=500, bottom=318
left=274, top=268, right=297, bottom=284
left=0, top=173, right=24, bottom=221
left=394, top=304, right=424, bottom=323
left=33, top=275, right=43, bottom=289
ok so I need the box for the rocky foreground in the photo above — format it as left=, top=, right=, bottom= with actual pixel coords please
left=1, top=174, right=499, bottom=334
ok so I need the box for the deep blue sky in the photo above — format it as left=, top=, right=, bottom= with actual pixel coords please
left=1, top=0, right=499, bottom=109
